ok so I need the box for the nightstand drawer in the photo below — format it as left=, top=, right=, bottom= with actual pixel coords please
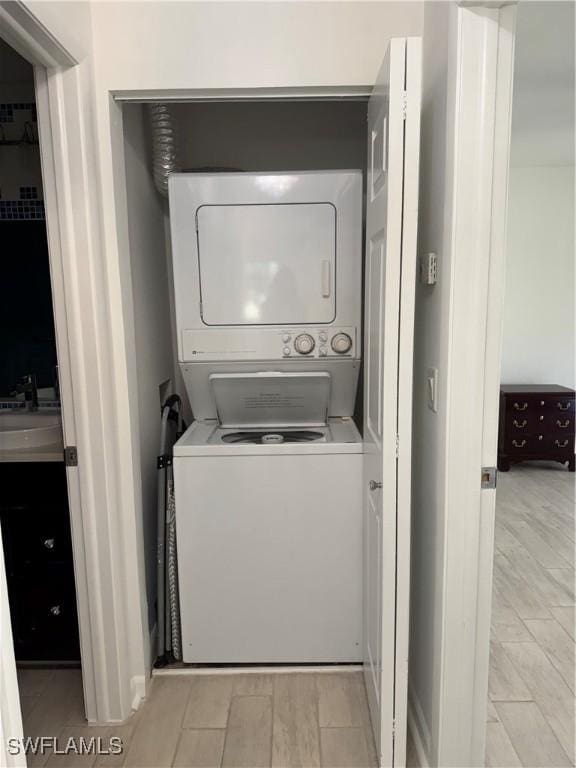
left=549, top=416, right=574, bottom=433
left=505, top=436, right=537, bottom=454
left=547, top=435, right=575, bottom=453
left=508, top=414, right=575, bottom=434
left=547, top=397, right=574, bottom=413
left=505, top=414, right=537, bottom=434
left=506, top=398, right=533, bottom=414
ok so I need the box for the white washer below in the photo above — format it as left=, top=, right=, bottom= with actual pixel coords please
left=174, top=402, right=363, bottom=664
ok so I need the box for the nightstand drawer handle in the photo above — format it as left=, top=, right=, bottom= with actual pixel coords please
left=557, top=402, right=571, bottom=411
left=512, top=439, right=527, bottom=448
left=49, top=605, right=61, bottom=616
left=557, top=420, right=570, bottom=429
left=555, top=439, right=569, bottom=448
left=513, top=419, right=527, bottom=428
left=43, top=538, right=55, bottom=550
left=513, top=402, right=528, bottom=411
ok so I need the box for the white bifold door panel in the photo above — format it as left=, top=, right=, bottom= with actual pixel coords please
left=363, top=37, right=422, bottom=767
left=197, top=203, right=336, bottom=325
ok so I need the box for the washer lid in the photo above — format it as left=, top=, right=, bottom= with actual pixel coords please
left=209, top=371, right=330, bottom=428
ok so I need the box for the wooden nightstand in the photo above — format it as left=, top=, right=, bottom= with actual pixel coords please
left=498, top=385, right=575, bottom=472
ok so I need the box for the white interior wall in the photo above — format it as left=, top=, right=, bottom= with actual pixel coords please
left=122, top=103, right=175, bottom=632
left=90, top=2, right=423, bottom=93
left=409, top=4, right=455, bottom=764
left=502, top=166, right=574, bottom=387
left=500, top=2, right=575, bottom=389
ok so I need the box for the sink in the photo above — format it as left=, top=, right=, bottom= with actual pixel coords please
left=0, top=411, right=63, bottom=451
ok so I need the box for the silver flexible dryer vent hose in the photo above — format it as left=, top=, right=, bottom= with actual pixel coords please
left=148, top=103, right=178, bottom=197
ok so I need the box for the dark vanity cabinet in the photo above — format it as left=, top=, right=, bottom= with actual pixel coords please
left=0, top=462, right=80, bottom=661
left=498, top=385, right=575, bottom=472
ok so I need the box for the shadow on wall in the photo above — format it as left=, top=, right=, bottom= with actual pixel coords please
left=0, top=222, right=57, bottom=395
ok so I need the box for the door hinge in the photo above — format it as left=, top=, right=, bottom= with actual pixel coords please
left=481, top=466, right=497, bottom=489
left=401, top=90, right=408, bottom=120
left=64, top=446, right=78, bottom=467
left=395, top=434, right=400, bottom=458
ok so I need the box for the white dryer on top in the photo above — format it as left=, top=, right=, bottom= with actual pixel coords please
left=168, top=170, right=362, bottom=362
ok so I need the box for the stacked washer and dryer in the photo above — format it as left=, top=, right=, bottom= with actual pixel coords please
left=169, top=170, right=363, bottom=663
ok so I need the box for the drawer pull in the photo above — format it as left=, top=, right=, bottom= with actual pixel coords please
left=538, top=435, right=543, bottom=441
left=555, top=439, right=569, bottom=448
left=513, top=419, right=528, bottom=428
left=49, top=605, right=61, bottom=616
left=557, top=402, right=571, bottom=411
left=43, top=538, right=55, bottom=550
left=513, top=402, right=528, bottom=411
left=512, top=439, right=527, bottom=448
left=556, top=419, right=571, bottom=429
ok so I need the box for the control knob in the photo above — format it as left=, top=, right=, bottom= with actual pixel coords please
left=331, top=332, right=352, bottom=354
left=294, top=333, right=315, bottom=355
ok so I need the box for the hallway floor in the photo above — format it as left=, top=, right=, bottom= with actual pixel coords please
left=486, top=462, right=575, bottom=767
left=18, top=669, right=380, bottom=767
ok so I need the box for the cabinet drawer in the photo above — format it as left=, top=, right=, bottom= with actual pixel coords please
left=8, top=565, right=80, bottom=661
left=549, top=416, right=574, bottom=434
left=506, top=397, right=535, bottom=414
left=505, top=414, right=538, bottom=435
left=508, top=414, right=576, bottom=434
left=547, top=397, right=574, bottom=414
left=1, top=507, right=73, bottom=573
left=505, top=436, right=538, bottom=454
left=547, top=435, right=575, bottom=453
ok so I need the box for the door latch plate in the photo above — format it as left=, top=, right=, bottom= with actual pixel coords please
left=481, top=466, right=497, bottom=489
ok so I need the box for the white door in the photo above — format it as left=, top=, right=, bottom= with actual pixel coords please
left=363, top=37, right=421, bottom=767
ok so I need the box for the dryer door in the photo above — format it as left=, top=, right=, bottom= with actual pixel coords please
left=196, top=203, right=336, bottom=326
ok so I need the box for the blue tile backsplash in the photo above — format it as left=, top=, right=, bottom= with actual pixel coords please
left=0, top=198, right=45, bottom=220
left=0, top=102, right=36, bottom=123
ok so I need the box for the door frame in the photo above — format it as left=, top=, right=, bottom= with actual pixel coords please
left=0, top=1, right=150, bottom=724
left=435, top=5, right=517, bottom=766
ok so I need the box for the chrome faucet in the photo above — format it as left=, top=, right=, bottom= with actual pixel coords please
left=12, top=373, right=39, bottom=411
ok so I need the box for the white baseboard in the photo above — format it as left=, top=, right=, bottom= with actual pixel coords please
left=408, top=681, right=431, bottom=768
left=153, top=664, right=363, bottom=677
left=130, top=674, right=147, bottom=712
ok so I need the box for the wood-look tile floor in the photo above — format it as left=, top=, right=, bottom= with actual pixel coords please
left=486, top=462, right=575, bottom=768
left=17, top=463, right=573, bottom=768
left=18, top=669, right=379, bottom=767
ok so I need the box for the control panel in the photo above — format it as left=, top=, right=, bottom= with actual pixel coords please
left=280, top=329, right=355, bottom=358
left=181, top=327, right=357, bottom=362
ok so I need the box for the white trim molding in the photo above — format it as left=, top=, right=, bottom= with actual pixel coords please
left=437, top=5, right=516, bottom=767
left=474, top=3, right=516, bottom=763
left=0, top=0, right=77, bottom=67
left=0, top=1, right=149, bottom=724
